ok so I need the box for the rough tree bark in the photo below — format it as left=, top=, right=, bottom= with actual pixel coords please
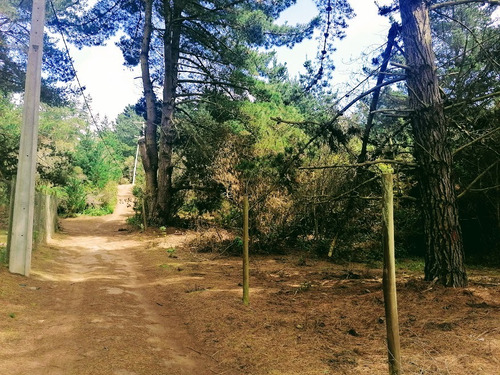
left=399, top=0, right=467, bottom=286
left=156, top=0, right=182, bottom=222
left=139, top=0, right=159, bottom=221
left=138, top=0, right=181, bottom=224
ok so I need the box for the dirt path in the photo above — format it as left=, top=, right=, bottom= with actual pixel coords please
left=0, top=185, right=210, bottom=375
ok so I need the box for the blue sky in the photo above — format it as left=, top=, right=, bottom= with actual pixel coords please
left=68, top=0, right=393, bottom=121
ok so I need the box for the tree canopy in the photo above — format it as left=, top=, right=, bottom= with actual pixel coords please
left=1, top=0, right=498, bottom=286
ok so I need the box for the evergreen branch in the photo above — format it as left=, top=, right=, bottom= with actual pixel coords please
left=390, top=61, right=411, bottom=70
left=177, top=1, right=247, bottom=23
left=185, top=0, right=247, bottom=16
left=272, top=77, right=406, bottom=170
left=183, top=19, right=241, bottom=62
left=434, top=10, right=500, bottom=69
left=179, top=51, right=227, bottom=69
left=175, top=93, right=206, bottom=98
left=332, top=78, right=406, bottom=119
left=370, top=109, right=413, bottom=114
left=59, top=0, right=127, bottom=28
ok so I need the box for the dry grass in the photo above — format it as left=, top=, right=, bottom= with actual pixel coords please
left=136, top=233, right=500, bottom=375
left=1, top=217, right=498, bottom=374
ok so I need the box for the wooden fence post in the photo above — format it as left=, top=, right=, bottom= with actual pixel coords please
left=242, top=194, right=250, bottom=305
left=382, top=172, right=401, bottom=375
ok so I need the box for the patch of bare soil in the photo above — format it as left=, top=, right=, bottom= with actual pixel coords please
left=0, top=185, right=213, bottom=375
left=1, top=184, right=499, bottom=374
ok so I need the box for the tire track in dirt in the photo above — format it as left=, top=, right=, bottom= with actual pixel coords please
left=0, top=185, right=209, bottom=375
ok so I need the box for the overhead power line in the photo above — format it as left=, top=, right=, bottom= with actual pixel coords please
left=48, top=0, right=121, bottom=167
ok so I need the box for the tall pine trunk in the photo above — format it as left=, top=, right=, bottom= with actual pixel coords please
left=138, top=0, right=182, bottom=224
left=139, top=0, right=158, bottom=221
left=399, top=0, right=467, bottom=286
left=156, top=0, right=182, bottom=222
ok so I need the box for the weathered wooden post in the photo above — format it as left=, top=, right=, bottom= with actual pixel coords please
left=242, top=193, right=250, bottom=305
left=382, top=172, right=401, bottom=375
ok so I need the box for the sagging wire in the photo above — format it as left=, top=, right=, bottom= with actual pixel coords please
left=48, top=0, right=121, bottom=167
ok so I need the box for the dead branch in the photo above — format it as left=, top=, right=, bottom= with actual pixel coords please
left=270, top=117, right=321, bottom=126
left=457, top=160, right=499, bottom=199
left=470, top=185, right=500, bottom=192
left=329, top=176, right=379, bottom=202
left=390, top=61, right=411, bottom=70
left=445, top=90, right=500, bottom=111
left=299, top=159, right=417, bottom=170
left=453, top=126, right=500, bottom=155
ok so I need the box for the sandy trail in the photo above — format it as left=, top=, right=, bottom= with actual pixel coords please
left=0, top=185, right=208, bottom=375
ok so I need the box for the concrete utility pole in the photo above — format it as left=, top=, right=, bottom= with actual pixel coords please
left=9, top=0, right=46, bottom=276
left=132, top=144, right=139, bottom=185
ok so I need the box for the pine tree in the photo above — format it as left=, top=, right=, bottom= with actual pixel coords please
left=62, top=0, right=328, bottom=223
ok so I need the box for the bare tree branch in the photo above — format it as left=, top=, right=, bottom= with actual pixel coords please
left=453, top=126, right=500, bottom=155
left=445, top=90, right=500, bottom=110
left=299, top=159, right=417, bottom=170
left=457, top=160, right=499, bottom=198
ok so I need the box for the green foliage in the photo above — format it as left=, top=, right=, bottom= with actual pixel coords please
left=113, top=106, right=143, bottom=182
left=232, top=237, right=243, bottom=250
left=82, top=206, right=113, bottom=216
left=0, top=97, right=89, bottom=188
left=73, top=132, right=122, bottom=189
left=0, top=98, right=124, bottom=217
left=60, top=178, right=87, bottom=216
left=1, top=0, right=495, bottom=269
left=100, top=181, right=119, bottom=213
left=37, top=105, right=87, bottom=186
left=124, top=185, right=146, bottom=228
left=0, top=93, right=21, bottom=181
left=0, top=0, right=80, bottom=103
left=0, top=248, right=6, bottom=264
left=165, top=247, right=176, bottom=257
